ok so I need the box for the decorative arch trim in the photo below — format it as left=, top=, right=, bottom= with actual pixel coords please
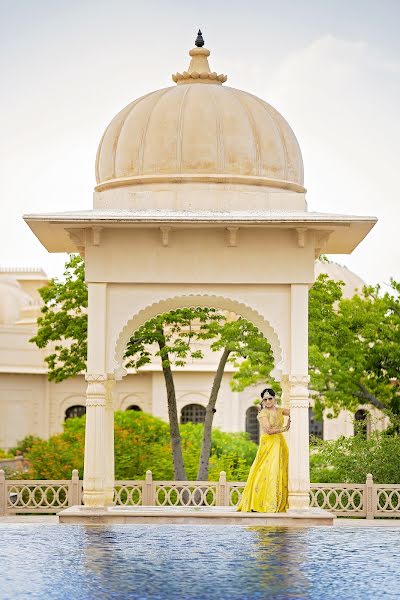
left=58, top=394, right=86, bottom=416
left=177, top=391, right=209, bottom=405
left=119, top=393, right=146, bottom=412
left=113, top=294, right=283, bottom=379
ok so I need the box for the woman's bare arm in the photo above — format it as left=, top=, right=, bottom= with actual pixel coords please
left=282, top=408, right=290, bottom=416
left=259, top=416, right=290, bottom=434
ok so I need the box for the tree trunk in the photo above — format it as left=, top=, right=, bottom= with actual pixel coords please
left=197, top=348, right=231, bottom=481
left=158, top=336, right=187, bottom=480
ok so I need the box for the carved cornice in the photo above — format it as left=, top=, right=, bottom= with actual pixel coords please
left=85, top=374, right=107, bottom=382
left=289, top=399, right=310, bottom=409
left=92, top=227, right=103, bottom=246
left=160, top=226, right=171, bottom=247
left=86, top=397, right=106, bottom=407
left=314, top=231, right=333, bottom=258
left=226, top=227, right=239, bottom=247
left=66, top=228, right=86, bottom=257
left=295, top=227, right=307, bottom=248
left=289, top=374, right=310, bottom=404
left=289, top=375, right=310, bottom=386
left=86, top=375, right=107, bottom=401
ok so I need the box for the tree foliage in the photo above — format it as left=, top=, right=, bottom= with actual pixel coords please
left=309, top=274, right=400, bottom=422
left=124, top=309, right=275, bottom=479
left=30, top=255, right=87, bottom=382
left=124, top=306, right=225, bottom=480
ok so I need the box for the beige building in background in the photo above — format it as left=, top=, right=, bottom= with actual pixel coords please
left=0, top=261, right=384, bottom=451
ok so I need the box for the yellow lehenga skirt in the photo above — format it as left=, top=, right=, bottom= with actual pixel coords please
left=237, top=412, right=289, bottom=513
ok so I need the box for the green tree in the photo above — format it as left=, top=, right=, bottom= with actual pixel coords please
left=30, top=255, right=87, bottom=382
left=124, top=307, right=224, bottom=479
left=309, top=274, right=400, bottom=423
left=230, top=270, right=400, bottom=428
left=124, top=312, right=274, bottom=480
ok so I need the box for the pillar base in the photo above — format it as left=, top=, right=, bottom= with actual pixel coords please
left=288, top=492, right=310, bottom=511
left=104, top=488, right=115, bottom=506
left=82, top=490, right=106, bottom=508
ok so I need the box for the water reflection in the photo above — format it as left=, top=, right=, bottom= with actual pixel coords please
left=0, top=524, right=399, bottom=600
left=249, top=527, right=310, bottom=597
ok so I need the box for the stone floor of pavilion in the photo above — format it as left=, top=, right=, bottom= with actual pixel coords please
left=3, top=514, right=400, bottom=526
left=57, top=505, right=336, bottom=526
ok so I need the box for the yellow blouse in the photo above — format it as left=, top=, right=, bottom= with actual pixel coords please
left=257, top=407, right=284, bottom=433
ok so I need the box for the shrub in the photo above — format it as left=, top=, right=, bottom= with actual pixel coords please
left=310, top=431, right=400, bottom=484
left=20, top=411, right=258, bottom=481
left=9, top=435, right=41, bottom=456
left=0, top=449, right=13, bottom=459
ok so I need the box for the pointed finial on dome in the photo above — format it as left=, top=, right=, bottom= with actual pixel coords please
left=172, top=33, right=227, bottom=85
left=195, top=29, right=204, bottom=47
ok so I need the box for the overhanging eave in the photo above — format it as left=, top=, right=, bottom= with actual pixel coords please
left=23, top=209, right=377, bottom=255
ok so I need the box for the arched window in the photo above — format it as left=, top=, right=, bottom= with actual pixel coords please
left=354, top=409, right=369, bottom=438
left=246, top=406, right=260, bottom=444
left=181, top=403, right=206, bottom=424
left=309, top=407, right=323, bottom=439
left=65, top=405, right=86, bottom=420
left=126, top=405, right=142, bottom=412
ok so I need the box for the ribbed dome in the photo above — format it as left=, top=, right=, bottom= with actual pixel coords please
left=0, top=277, right=32, bottom=326
left=95, top=42, right=304, bottom=193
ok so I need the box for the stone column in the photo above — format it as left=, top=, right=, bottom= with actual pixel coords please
left=280, top=374, right=290, bottom=445
left=280, top=375, right=290, bottom=409
left=288, top=284, right=310, bottom=511
left=82, top=282, right=109, bottom=508
left=104, top=376, right=115, bottom=506
left=83, top=374, right=107, bottom=507
left=288, top=375, right=310, bottom=510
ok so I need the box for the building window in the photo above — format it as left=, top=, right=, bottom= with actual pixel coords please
left=181, top=403, right=206, bottom=424
left=246, top=406, right=260, bottom=444
left=354, top=409, right=369, bottom=438
left=309, top=407, right=323, bottom=439
left=65, top=405, right=86, bottom=420
left=126, top=405, right=142, bottom=412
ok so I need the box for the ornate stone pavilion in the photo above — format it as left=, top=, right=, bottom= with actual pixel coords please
left=0, top=261, right=386, bottom=452
left=24, top=33, right=376, bottom=519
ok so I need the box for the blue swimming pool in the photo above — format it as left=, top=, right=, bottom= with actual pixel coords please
left=0, top=525, right=398, bottom=599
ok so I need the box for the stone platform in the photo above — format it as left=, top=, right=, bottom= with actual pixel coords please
left=58, top=505, right=335, bottom=526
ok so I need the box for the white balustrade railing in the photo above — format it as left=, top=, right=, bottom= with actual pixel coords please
left=310, top=484, right=366, bottom=517
left=1, top=469, right=399, bottom=518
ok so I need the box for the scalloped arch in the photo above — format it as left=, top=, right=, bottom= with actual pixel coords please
left=113, top=294, right=283, bottom=379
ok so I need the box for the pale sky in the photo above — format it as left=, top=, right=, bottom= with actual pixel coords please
left=1, top=0, right=399, bottom=285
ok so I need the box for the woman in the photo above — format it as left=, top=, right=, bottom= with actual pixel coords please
left=237, top=388, right=290, bottom=513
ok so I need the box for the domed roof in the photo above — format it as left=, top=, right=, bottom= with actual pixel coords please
left=0, top=276, right=32, bottom=326
left=315, top=261, right=365, bottom=299
left=95, top=34, right=304, bottom=193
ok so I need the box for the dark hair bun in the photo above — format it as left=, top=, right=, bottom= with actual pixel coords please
left=260, top=388, right=275, bottom=399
